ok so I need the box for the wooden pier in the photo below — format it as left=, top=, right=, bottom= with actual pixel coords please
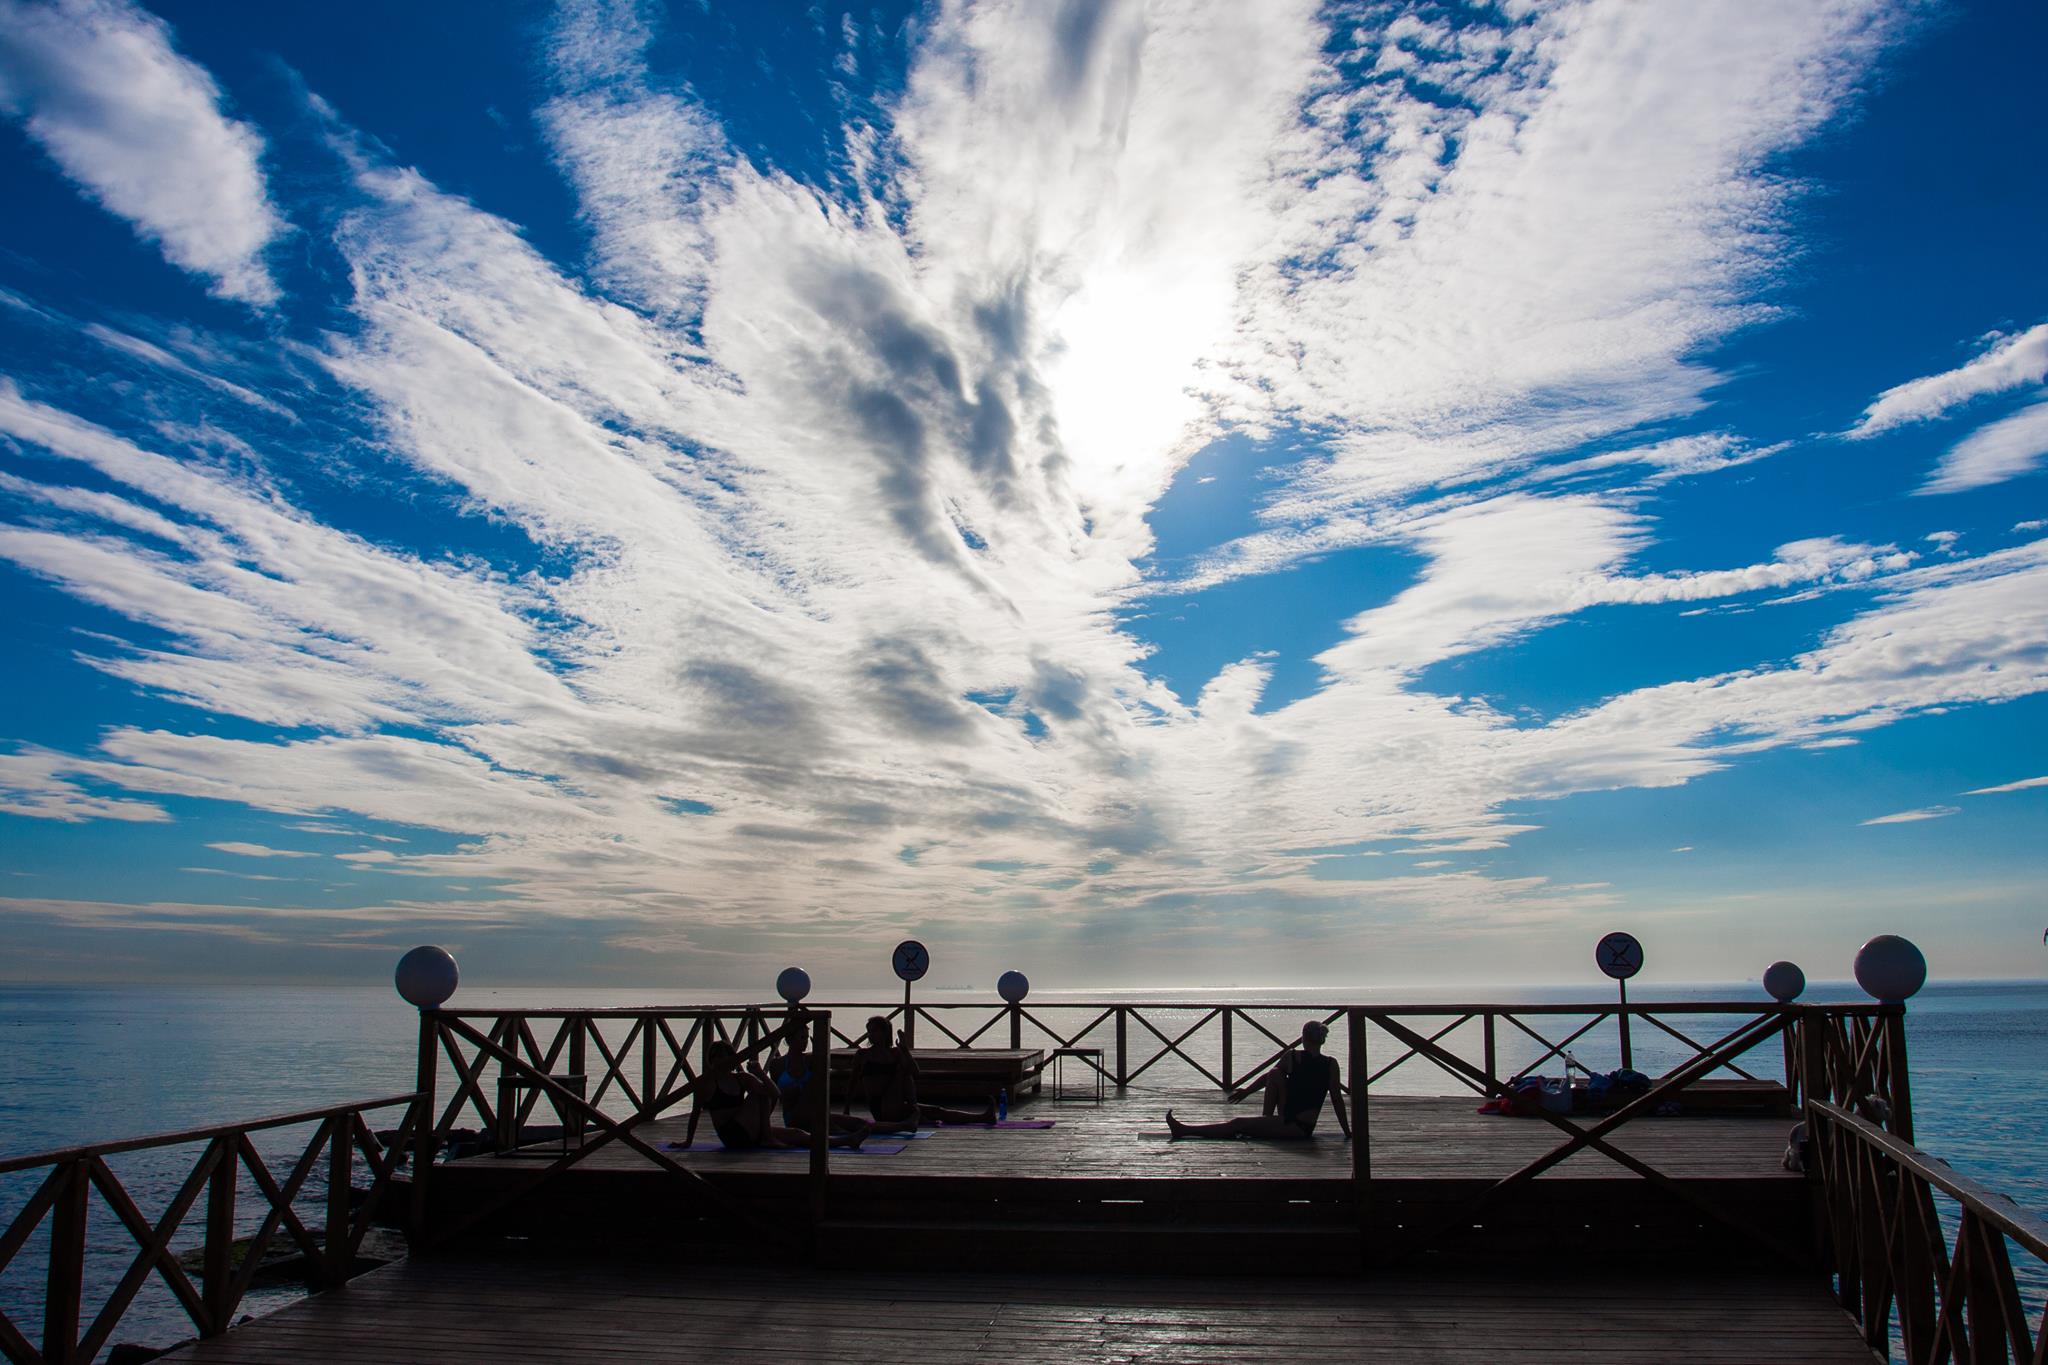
left=155, top=1259, right=1881, bottom=1364
left=6, top=997, right=2046, bottom=1363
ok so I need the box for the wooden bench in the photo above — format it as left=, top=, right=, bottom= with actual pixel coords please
left=1670, top=1079, right=1792, bottom=1116
left=829, top=1048, right=1044, bottom=1103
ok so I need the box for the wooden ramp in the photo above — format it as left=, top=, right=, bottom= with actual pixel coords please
left=159, top=1256, right=1875, bottom=1364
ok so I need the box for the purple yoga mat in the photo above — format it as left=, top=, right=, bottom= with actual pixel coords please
left=662, top=1141, right=907, bottom=1155
left=988, top=1119, right=1056, bottom=1129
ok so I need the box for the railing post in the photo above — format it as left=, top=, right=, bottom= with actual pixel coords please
left=641, top=1013, right=658, bottom=1119
left=1114, top=1006, right=1128, bottom=1088
left=1008, top=1003, right=1022, bottom=1050
left=1881, top=1006, right=1914, bottom=1142
left=809, top=1011, right=830, bottom=1239
left=1221, top=1009, right=1234, bottom=1092
left=1482, top=1012, right=1498, bottom=1084
left=201, top=1137, right=237, bottom=1335
left=410, top=1010, right=437, bottom=1238
left=323, top=1113, right=352, bottom=1286
left=569, top=1013, right=587, bottom=1099
left=42, top=1157, right=88, bottom=1364
left=1617, top=980, right=1632, bottom=1071
left=1349, top=1010, right=1370, bottom=1257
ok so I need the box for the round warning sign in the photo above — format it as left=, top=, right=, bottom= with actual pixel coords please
left=1596, top=931, right=1644, bottom=981
left=891, top=939, right=930, bottom=983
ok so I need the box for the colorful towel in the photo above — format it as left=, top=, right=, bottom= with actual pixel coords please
left=662, top=1141, right=907, bottom=1155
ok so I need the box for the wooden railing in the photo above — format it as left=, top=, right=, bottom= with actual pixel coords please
left=13, top=995, right=2000, bottom=1360
left=804, top=997, right=1830, bottom=1097
left=426, top=997, right=1830, bottom=1262
left=0, top=1093, right=418, bottom=1365
left=412, top=1006, right=828, bottom=1250
left=1806, top=1100, right=2048, bottom=1362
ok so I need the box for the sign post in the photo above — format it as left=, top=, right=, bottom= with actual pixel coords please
left=891, top=938, right=929, bottom=1049
left=1595, top=931, right=1644, bottom=1070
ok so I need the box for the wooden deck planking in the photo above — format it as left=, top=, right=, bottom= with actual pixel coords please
left=160, top=1257, right=1875, bottom=1364
left=468, top=1090, right=1799, bottom=1184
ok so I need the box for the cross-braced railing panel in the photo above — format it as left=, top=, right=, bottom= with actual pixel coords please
left=0, top=1094, right=417, bottom=1365
left=1808, top=1099, right=2048, bottom=1364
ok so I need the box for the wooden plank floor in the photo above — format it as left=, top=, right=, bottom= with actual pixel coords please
left=468, top=1090, right=1799, bottom=1183
left=160, top=1256, right=1876, bottom=1363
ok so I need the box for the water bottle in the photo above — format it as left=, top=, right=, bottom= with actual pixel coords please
left=997, top=1087, right=1008, bottom=1121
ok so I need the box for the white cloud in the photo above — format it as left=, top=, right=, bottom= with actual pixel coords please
left=0, top=0, right=285, bottom=305
left=0, top=746, right=168, bottom=823
left=7, top=1, right=2044, bottom=969
left=204, top=841, right=316, bottom=858
left=1860, top=806, right=1959, bottom=826
left=1964, top=775, right=2048, bottom=796
left=1921, top=399, right=2048, bottom=495
left=1204, top=0, right=1907, bottom=521
left=1850, top=323, right=2048, bottom=437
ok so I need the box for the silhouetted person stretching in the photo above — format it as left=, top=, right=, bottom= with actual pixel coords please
left=684, top=1040, right=866, bottom=1150
left=1165, top=1020, right=1351, bottom=1141
left=845, top=1015, right=996, bottom=1132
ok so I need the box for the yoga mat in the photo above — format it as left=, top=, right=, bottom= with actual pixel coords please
left=989, top=1119, right=1056, bottom=1129
left=662, top=1141, right=907, bottom=1155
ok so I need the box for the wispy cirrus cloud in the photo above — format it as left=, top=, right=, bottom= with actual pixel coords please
left=1850, top=322, right=2048, bottom=437
left=3, top=0, right=2042, bottom=977
left=0, top=0, right=285, bottom=305
left=1964, top=775, right=2048, bottom=796
left=1921, top=399, right=2048, bottom=495
left=1860, top=806, right=1959, bottom=826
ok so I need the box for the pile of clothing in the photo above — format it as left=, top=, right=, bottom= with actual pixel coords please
left=1478, top=1068, right=1652, bottom=1117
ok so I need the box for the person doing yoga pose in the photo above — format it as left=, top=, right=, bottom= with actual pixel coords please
left=684, top=1040, right=866, bottom=1150
left=1165, top=1020, right=1352, bottom=1141
left=766, top=1019, right=870, bottom=1137
left=845, top=1015, right=996, bottom=1133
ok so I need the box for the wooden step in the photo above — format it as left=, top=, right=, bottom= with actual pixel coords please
left=817, top=1218, right=1365, bottom=1273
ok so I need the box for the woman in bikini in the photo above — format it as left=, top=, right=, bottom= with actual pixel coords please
left=683, top=1040, right=866, bottom=1150
left=766, top=1023, right=871, bottom=1138
left=1165, top=1020, right=1352, bottom=1141
left=844, top=1015, right=995, bottom=1133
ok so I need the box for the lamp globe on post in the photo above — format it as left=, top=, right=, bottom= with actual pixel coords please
left=1762, top=960, right=1805, bottom=1003
left=775, top=967, right=812, bottom=1005
left=1853, top=935, right=1927, bottom=1005
left=997, top=970, right=1029, bottom=1051
left=395, top=945, right=459, bottom=1010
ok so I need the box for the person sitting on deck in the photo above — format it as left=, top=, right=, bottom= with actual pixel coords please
left=684, top=1041, right=867, bottom=1151
left=1165, top=1020, right=1352, bottom=1142
left=845, top=1015, right=996, bottom=1133
left=766, top=1017, right=871, bottom=1138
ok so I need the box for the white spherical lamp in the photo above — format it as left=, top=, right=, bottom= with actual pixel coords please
left=1853, top=935, right=1926, bottom=1004
left=775, top=966, right=812, bottom=1003
left=1762, top=961, right=1805, bottom=1003
left=996, top=970, right=1030, bottom=1004
left=395, top=946, right=459, bottom=1009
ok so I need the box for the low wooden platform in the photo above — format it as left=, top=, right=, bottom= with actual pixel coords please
left=159, top=1256, right=1876, bottom=1363
left=425, top=1090, right=1809, bottom=1270
left=828, top=1046, right=1045, bottom=1102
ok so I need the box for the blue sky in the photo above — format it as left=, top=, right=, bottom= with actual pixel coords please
left=0, top=0, right=2043, bottom=991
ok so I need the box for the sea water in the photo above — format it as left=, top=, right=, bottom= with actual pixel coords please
left=1, top=978, right=2042, bottom=1357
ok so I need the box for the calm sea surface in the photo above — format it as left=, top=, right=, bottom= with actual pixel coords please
left=2, top=978, right=2042, bottom=1357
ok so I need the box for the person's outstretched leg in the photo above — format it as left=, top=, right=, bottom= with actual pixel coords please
left=919, top=1098, right=997, bottom=1126
left=767, top=1124, right=866, bottom=1150
left=1166, top=1110, right=1309, bottom=1140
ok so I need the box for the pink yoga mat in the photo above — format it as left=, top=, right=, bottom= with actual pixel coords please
left=662, top=1141, right=907, bottom=1155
